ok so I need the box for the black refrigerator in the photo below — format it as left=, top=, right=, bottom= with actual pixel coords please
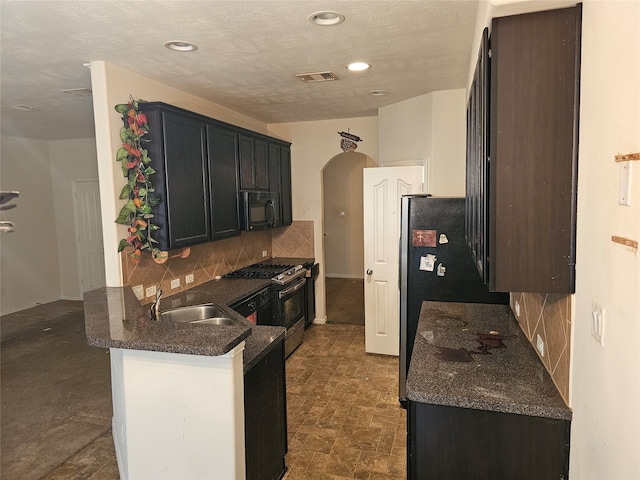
left=399, top=195, right=509, bottom=405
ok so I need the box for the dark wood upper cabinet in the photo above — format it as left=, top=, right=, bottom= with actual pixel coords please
left=254, top=139, right=270, bottom=191
left=279, top=146, right=292, bottom=227
left=466, top=6, right=581, bottom=294
left=140, top=102, right=292, bottom=251
left=207, top=125, right=241, bottom=239
left=239, top=134, right=256, bottom=190
left=239, top=135, right=269, bottom=191
left=466, top=28, right=490, bottom=285
left=145, top=107, right=211, bottom=250
left=268, top=143, right=282, bottom=227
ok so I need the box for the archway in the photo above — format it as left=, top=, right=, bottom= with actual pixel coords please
left=321, top=151, right=377, bottom=324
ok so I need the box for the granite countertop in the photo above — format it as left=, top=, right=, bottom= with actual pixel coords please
left=406, top=301, right=572, bottom=421
left=84, top=277, right=286, bottom=373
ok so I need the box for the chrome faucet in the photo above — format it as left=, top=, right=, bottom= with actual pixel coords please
left=150, top=287, right=163, bottom=321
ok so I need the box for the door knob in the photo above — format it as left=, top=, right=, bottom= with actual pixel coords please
left=366, top=269, right=373, bottom=276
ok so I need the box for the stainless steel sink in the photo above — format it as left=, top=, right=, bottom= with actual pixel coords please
left=160, top=304, right=239, bottom=326
left=190, top=317, right=236, bottom=326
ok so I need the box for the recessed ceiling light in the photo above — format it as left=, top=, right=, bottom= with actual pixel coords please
left=164, top=40, right=198, bottom=52
left=308, top=11, right=345, bottom=26
left=369, top=90, right=389, bottom=96
left=347, top=62, right=371, bottom=72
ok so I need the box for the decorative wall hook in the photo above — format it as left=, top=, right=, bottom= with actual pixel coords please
left=338, top=131, right=362, bottom=152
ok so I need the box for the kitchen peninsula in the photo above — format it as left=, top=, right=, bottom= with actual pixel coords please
left=406, top=301, right=571, bottom=479
left=84, top=278, right=286, bottom=480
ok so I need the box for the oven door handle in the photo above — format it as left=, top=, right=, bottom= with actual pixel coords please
left=278, top=278, right=306, bottom=299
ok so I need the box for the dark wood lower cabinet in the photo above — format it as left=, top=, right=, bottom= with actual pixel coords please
left=408, top=401, right=570, bottom=480
left=244, top=339, right=288, bottom=480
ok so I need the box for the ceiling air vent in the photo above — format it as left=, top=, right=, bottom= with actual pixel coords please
left=296, top=71, right=339, bottom=83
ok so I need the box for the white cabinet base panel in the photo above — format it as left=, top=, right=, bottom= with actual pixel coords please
left=110, top=343, right=246, bottom=479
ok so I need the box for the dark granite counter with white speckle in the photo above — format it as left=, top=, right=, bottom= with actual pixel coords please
left=84, top=278, right=285, bottom=373
left=406, top=301, right=571, bottom=421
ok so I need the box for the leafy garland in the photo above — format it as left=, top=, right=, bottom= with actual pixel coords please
left=114, top=97, right=164, bottom=264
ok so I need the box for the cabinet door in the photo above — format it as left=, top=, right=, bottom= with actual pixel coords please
left=254, top=139, right=270, bottom=190
left=162, top=111, right=210, bottom=248
left=408, top=401, right=570, bottom=480
left=280, top=146, right=292, bottom=226
left=465, top=28, right=490, bottom=284
left=268, top=143, right=282, bottom=227
left=238, top=134, right=255, bottom=190
left=489, top=7, right=580, bottom=293
left=207, top=125, right=241, bottom=239
left=244, top=339, right=287, bottom=480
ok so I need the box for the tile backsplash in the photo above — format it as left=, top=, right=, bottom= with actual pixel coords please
left=122, top=221, right=315, bottom=304
left=272, top=220, right=314, bottom=258
left=511, top=292, right=572, bottom=405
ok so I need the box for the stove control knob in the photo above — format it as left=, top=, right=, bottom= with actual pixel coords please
left=275, top=274, right=284, bottom=281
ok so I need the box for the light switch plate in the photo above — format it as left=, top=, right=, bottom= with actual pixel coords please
left=145, top=285, right=156, bottom=298
left=171, top=278, right=181, bottom=289
left=618, top=162, right=632, bottom=206
left=592, top=303, right=605, bottom=345
left=185, top=273, right=194, bottom=284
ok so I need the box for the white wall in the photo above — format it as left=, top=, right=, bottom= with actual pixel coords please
left=0, top=137, right=61, bottom=313
left=378, top=89, right=467, bottom=196
left=570, top=1, right=640, bottom=478
left=430, top=90, right=467, bottom=196
left=49, top=139, right=99, bottom=299
left=268, top=118, right=379, bottom=322
left=378, top=94, right=432, bottom=165
left=89, top=61, right=270, bottom=287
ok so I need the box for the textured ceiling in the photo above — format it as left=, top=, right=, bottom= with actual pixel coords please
left=0, top=0, right=478, bottom=140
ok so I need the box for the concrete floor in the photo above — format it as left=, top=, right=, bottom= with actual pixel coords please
left=1, top=279, right=404, bottom=479
left=1, top=300, right=113, bottom=479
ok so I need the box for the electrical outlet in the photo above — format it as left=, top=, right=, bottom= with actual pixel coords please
left=132, top=284, right=144, bottom=300
left=514, top=300, right=520, bottom=317
left=262, top=250, right=268, bottom=258
left=536, top=334, right=545, bottom=357
left=592, top=303, right=605, bottom=345
left=145, top=285, right=156, bottom=298
left=170, top=278, right=181, bottom=289
left=185, top=273, right=194, bottom=284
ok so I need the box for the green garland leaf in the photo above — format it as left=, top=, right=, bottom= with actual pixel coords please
left=114, top=104, right=129, bottom=114
left=113, top=97, right=162, bottom=263
left=119, top=184, right=132, bottom=200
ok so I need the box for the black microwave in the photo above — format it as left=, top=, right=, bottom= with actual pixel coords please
left=240, top=191, right=279, bottom=231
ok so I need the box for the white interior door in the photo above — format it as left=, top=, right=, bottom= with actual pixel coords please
left=363, top=166, right=424, bottom=355
left=74, top=179, right=106, bottom=292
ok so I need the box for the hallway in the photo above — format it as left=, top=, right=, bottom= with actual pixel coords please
left=325, top=277, right=365, bottom=326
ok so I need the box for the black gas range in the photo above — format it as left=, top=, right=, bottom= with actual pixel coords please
left=224, top=259, right=313, bottom=358
left=223, top=262, right=306, bottom=285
